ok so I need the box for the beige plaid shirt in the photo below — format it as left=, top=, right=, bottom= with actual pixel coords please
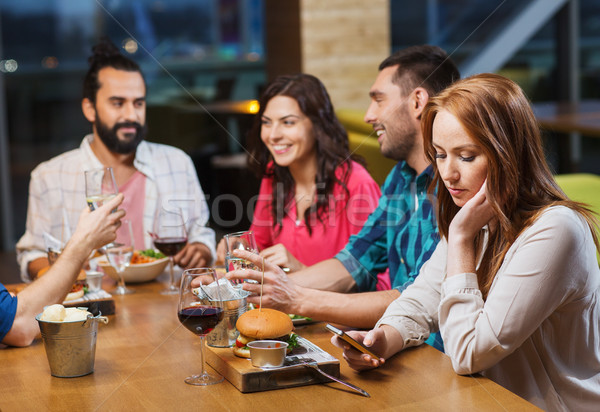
left=16, top=135, right=215, bottom=281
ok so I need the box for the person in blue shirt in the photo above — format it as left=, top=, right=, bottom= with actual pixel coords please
left=1, top=194, right=124, bottom=347
left=226, top=45, right=460, bottom=336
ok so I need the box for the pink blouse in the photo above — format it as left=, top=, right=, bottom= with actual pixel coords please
left=250, top=161, right=382, bottom=268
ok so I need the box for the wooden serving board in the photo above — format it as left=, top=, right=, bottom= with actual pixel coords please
left=63, top=290, right=115, bottom=316
left=64, top=298, right=115, bottom=316
left=206, top=337, right=340, bottom=393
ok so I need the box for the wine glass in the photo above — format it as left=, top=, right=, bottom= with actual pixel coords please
left=178, top=268, right=225, bottom=385
left=153, top=206, right=188, bottom=295
left=223, top=230, right=259, bottom=277
left=84, top=167, right=118, bottom=211
left=106, top=219, right=135, bottom=295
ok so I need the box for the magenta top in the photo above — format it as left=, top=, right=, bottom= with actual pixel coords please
left=250, top=161, right=388, bottom=286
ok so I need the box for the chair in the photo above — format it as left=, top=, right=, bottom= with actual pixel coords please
left=554, top=174, right=600, bottom=217
left=554, top=173, right=600, bottom=263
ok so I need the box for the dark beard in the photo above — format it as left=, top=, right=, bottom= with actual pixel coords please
left=95, top=118, right=146, bottom=155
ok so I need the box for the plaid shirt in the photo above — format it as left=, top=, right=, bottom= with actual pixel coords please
left=336, top=161, right=439, bottom=292
left=16, top=135, right=215, bottom=281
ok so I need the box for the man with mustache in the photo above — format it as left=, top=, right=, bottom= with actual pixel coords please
left=16, top=38, right=215, bottom=281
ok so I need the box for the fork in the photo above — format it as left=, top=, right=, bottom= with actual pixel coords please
left=301, top=359, right=370, bottom=397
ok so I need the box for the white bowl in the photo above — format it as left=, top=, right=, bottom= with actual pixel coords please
left=96, top=257, right=170, bottom=283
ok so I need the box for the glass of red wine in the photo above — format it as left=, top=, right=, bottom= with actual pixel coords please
left=153, top=206, right=188, bottom=295
left=178, top=268, right=225, bottom=385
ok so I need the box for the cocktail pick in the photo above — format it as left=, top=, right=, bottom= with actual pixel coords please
left=259, top=256, right=265, bottom=311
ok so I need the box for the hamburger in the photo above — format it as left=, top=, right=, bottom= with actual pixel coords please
left=233, top=308, right=299, bottom=358
left=65, top=272, right=86, bottom=302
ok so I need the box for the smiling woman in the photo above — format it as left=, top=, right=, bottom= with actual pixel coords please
left=241, top=73, right=381, bottom=273
left=260, top=95, right=316, bottom=171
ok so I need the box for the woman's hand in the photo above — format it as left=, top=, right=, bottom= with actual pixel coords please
left=447, top=181, right=495, bottom=277
left=259, top=243, right=306, bottom=273
left=448, top=180, right=495, bottom=243
left=330, top=329, right=388, bottom=371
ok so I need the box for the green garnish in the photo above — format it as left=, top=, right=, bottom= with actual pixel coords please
left=140, top=249, right=166, bottom=259
left=287, top=333, right=299, bottom=350
left=288, top=314, right=312, bottom=321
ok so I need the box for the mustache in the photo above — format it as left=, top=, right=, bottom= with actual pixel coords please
left=113, top=121, right=142, bottom=133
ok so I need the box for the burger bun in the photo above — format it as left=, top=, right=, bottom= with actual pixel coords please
left=236, top=308, right=293, bottom=339
left=232, top=346, right=251, bottom=358
left=64, top=285, right=85, bottom=302
left=233, top=309, right=294, bottom=359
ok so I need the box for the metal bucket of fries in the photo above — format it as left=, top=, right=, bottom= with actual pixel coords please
left=36, top=313, right=108, bottom=377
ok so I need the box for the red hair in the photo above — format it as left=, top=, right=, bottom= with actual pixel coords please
left=422, top=73, right=599, bottom=298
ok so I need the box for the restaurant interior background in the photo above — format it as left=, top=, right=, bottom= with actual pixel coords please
left=1, top=0, right=600, bottom=283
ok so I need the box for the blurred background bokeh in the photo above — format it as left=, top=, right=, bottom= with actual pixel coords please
left=1, top=0, right=600, bottom=256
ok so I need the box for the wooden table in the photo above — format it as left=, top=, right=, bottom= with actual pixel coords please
left=0, top=281, right=538, bottom=411
left=533, top=100, right=600, bottom=138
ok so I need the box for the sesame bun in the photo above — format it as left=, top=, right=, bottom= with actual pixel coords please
left=236, top=308, right=293, bottom=340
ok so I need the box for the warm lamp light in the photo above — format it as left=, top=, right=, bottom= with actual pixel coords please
left=247, top=100, right=260, bottom=114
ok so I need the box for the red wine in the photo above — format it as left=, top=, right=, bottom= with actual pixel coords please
left=154, top=237, right=187, bottom=256
left=178, top=306, right=224, bottom=336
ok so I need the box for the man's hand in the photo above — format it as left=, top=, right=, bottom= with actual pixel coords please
left=259, top=243, right=306, bottom=273
left=27, top=194, right=125, bottom=280
left=4, top=194, right=125, bottom=347
left=174, top=242, right=212, bottom=269
left=69, top=193, right=125, bottom=251
left=225, top=249, right=300, bottom=313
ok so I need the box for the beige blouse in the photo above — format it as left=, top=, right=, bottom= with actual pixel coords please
left=377, top=206, right=600, bottom=411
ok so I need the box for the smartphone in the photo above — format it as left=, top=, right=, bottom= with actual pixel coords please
left=326, top=324, right=379, bottom=358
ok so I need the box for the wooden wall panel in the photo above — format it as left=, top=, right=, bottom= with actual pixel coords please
left=300, top=0, right=390, bottom=110
left=264, top=0, right=390, bottom=110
